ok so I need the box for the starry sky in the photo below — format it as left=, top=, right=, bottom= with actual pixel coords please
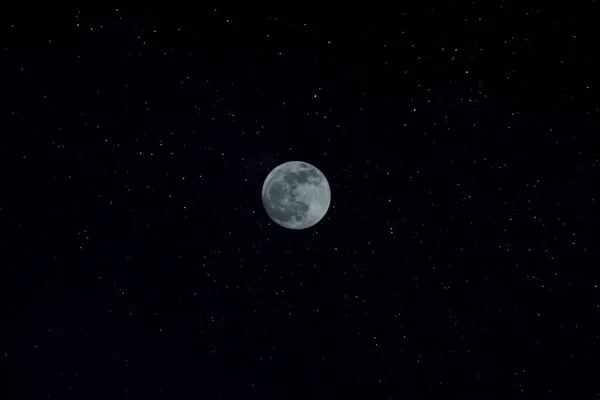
left=2, top=4, right=599, bottom=399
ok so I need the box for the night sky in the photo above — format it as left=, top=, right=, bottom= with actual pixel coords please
left=2, top=4, right=600, bottom=399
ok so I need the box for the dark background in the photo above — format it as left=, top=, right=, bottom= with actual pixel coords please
left=1, top=3, right=599, bottom=399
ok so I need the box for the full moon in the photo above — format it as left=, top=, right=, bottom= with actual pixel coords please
left=261, top=161, right=331, bottom=230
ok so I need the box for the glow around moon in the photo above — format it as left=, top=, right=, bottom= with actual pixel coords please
left=261, top=161, right=331, bottom=230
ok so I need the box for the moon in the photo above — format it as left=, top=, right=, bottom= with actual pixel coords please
left=261, top=161, right=331, bottom=230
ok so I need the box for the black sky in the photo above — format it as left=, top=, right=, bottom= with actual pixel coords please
left=2, top=3, right=599, bottom=399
